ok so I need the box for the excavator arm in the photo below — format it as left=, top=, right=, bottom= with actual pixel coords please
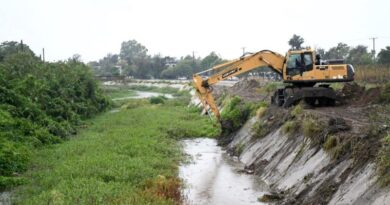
left=193, top=50, right=286, bottom=121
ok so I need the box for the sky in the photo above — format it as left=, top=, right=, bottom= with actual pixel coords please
left=1, top=0, right=390, bottom=62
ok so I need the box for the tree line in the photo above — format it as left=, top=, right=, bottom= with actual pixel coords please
left=88, top=40, right=224, bottom=79
left=91, top=36, right=390, bottom=79
left=288, top=34, right=390, bottom=65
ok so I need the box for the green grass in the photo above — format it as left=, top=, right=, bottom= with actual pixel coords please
left=108, top=89, right=137, bottom=99
left=14, top=101, right=220, bottom=204
left=127, top=85, right=180, bottom=94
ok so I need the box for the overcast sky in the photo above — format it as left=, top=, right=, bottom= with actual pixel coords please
left=1, top=0, right=389, bottom=62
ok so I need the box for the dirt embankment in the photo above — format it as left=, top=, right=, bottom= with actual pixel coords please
left=213, top=79, right=270, bottom=103
left=215, top=79, right=390, bottom=205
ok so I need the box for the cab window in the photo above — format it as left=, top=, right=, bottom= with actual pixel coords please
left=286, top=53, right=313, bottom=76
left=286, top=54, right=301, bottom=76
left=303, top=53, right=313, bottom=70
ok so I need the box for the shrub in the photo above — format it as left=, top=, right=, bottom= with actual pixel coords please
left=377, top=135, right=390, bottom=186
left=150, top=96, right=166, bottom=104
left=323, top=135, right=338, bottom=151
left=302, top=115, right=323, bottom=144
left=221, top=96, right=255, bottom=133
left=379, top=83, right=390, bottom=104
left=256, top=107, right=267, bottom=118
left=282, top=120, right=300, bottom=136
left=252, top=120, right=268, bottom=139
left=291, top=104, right=303, bottom=117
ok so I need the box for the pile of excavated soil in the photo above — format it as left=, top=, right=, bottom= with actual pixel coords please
left=338, top=82, right=381, bottom=106
left=215, top=79, right=269, bottom=102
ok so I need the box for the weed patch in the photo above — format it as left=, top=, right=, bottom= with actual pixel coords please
left=379, top=83, right=390, bottom=104
left=291, top=104, right=303, bottom=117
left=14, top=101, right=219, bottom=204
left=377, top=135, right=390, bottom=187
left=302, top=115, right=324, bottom=145
left=221, top=96, right=253, bottom=133
left=282, top=120, right=300, bottom=136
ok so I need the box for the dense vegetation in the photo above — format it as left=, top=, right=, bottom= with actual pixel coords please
left=14, top=91, right=219, bottom=204
left=0, top=41, right=110, bottom=189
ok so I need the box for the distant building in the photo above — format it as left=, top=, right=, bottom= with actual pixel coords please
left=164, top=57, right=177, bottom=68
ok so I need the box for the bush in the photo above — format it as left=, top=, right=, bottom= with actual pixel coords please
left=221, top=96, right=254, bottom=133
left=150, top=96, right=166, bottom=104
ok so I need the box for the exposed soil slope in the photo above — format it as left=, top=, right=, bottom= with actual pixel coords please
left=214, top=79, right=390, bottom=205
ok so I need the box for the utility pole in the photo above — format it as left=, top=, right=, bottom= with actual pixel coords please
left=42, top=48, right=45, bottom=62
left=369, top=37, right=378, bottom=60
left=20, top=40, right=24, bottom=52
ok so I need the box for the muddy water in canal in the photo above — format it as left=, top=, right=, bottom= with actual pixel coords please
left=179, top=138, right=269, bottom=205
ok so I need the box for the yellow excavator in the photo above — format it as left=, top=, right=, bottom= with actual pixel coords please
left=193, top=48, right=355, bottom=121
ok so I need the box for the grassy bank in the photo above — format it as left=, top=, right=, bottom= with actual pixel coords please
left=14, top=97, right=219, bottom=204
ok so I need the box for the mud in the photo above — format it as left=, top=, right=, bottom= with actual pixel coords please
left=179, top=138, right=269, bottom=205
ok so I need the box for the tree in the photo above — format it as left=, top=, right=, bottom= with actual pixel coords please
left=346, top=45, right=373, bottom=65
left=324, top=43, right=350, bottom=60
left=68, top=54, right=82, bottom=63
left=0, top=41, right=35, bottom=62
left=200, top=52, right=223, bottom=70
left=99, top=53, right=120, bottom=76
left=149, top=55, right=167, bottom=79
left=288, top=34, right=304, bottom=50
left=120, top=40, right=148, bottom=65
left=315, top=48, right=326, bottom=57
left=378, top=46, right=390, bottom=64
left=160, top=55, right=202, bottom=79
left=119, top=40, right=150, bottom=78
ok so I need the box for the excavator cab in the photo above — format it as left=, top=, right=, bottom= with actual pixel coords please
left=283, top=49, right=354, bottom=84
left=285, top=51, right=314, bottom=77
left=284, top=50, right=316, bottom=80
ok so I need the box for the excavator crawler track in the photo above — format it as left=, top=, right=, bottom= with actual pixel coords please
left=272, top=87, right=338, bottom=107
